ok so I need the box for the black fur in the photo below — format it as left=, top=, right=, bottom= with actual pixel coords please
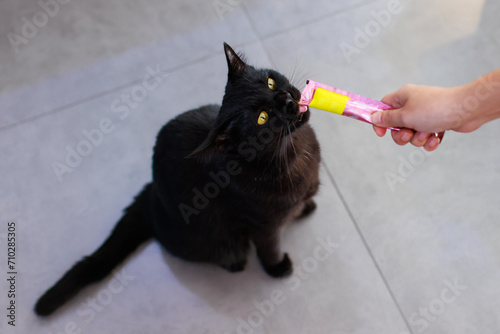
left=35, top=43, right=321, bottom=316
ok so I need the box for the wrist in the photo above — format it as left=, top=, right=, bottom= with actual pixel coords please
left=447, top=81, right=486, bottom=132
left=454, top=73, right=500, bottom=132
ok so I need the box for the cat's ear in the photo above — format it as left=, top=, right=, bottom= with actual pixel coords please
left=224, top=42, right=247, bottom=79
left=187, top=118, right=234, bottom=163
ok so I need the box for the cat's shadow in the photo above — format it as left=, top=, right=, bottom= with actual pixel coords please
left=158, top=245, right=278, bottom=312
left=157, top=222, right=307, bottom=314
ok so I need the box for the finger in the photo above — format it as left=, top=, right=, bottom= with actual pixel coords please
left=381, top=85, right=412, bottom=109
left=381, top=91, right=403, bottom=109
left=410, top=131, right=431, bottom=147
left=391, top=129, right=414, bottom=145
left=424, top=136, right=441, bottom=152
left=393, top=128, right=414, bottom=143
left=372, top=125, right=387, bottom=137
left=371, top=108, right=406, bottom=129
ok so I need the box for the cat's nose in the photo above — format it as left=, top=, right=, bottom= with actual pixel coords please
left=275, top=91, right=297, bottom=112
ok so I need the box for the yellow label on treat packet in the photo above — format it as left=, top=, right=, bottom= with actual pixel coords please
left=309, top=87, right=351, bottom=115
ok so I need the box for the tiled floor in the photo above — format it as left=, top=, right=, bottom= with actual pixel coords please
left=1, top=0, right=499, bottom=333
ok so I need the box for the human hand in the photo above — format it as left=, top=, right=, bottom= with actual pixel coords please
left=371, top=84, right=466, bottom=151
left=371, top=71, right=500, bottom=150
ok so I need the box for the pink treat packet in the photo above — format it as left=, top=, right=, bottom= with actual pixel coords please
left=299, top=80, right=444, bottom=140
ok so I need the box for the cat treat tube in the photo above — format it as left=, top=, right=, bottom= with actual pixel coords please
left=298, top=80, right=445, bottom=140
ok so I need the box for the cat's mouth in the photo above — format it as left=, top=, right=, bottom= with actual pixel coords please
left=285, top=100, right=310, bottom=130
left=291, top=106, right=310, bottom=130
left=274, top=91, right=310, bottom=130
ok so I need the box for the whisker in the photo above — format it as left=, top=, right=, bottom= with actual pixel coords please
left=282, top=128, right=293, bottom=186
left=288, top=125, right=297, bottom=157
left=263, top=127, right=282, bottom=173
left=287, top=55, right=312, bottom=90
left=289, top=63, right=298, bottom=87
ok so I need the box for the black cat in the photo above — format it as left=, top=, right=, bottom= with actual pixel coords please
left=35, top=43, right=321, bottom=316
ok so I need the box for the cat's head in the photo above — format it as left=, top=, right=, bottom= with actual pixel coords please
left=192, top=43, right=310, bottom=161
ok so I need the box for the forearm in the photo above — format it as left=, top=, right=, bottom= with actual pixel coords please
left=456, top=69, right=500, bottom=132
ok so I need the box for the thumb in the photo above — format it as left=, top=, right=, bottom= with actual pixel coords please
left=371, top=108, right=406, bottom=128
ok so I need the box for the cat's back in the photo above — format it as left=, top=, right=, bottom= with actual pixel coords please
left=153, top=104, right=219, bottom=160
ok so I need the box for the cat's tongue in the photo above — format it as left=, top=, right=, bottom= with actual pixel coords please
left=298, top=81, right=316, bottom=113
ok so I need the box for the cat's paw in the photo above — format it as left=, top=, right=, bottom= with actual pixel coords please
left=296, top=199, right=317, bottom=219
left=263, top=253, right=293, bottom=278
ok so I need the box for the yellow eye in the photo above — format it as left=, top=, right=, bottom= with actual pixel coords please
left=258, top=111, right=268, bottom=125
left=267, top=78, right=276, bottom=90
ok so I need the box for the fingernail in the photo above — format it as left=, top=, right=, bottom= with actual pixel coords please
left=428, top=136, right=440, bottom=148
left=371, top=112, right=382, bottom=125
left=401, top=132, right=412, bottom=142
left=417, top=132, right=427, bottom=141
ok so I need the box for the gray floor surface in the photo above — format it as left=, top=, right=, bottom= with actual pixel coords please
left=1, top=0, right=499, bottom=333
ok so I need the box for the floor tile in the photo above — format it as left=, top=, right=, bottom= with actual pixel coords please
left=262, top=0, right=500, bottom=97
left=314, top=116, right=500, bottom=334
left=243, top=0, right=373, bottom=38
left=0, top=0, right=257, bottom=129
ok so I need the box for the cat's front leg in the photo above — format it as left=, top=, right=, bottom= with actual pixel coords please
left=252, top=229, right=292, bottom=278
left=294, top=198, right=317, bottom=220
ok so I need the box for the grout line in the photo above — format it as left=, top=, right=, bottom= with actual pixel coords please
left=240, top=3, right=276, bottom=68
left=0, top=51, right=223, bottom=133
left=241, top=0, right=379, bottom=88
left=242, top=11, right=411, bottom=329
left=487, top=33, right=500, bottom=49
left=321, top=160, right=415, bottom=334
left=0, top=0, right=380, bottom=133
left=0, top=80, right=140, bottom=133
left=253, top=0, right=380, bottom=42
left=0, top=0, right=378, bottom=133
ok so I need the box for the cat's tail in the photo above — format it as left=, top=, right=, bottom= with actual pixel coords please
left=34, top=184, right=154, bottom=316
